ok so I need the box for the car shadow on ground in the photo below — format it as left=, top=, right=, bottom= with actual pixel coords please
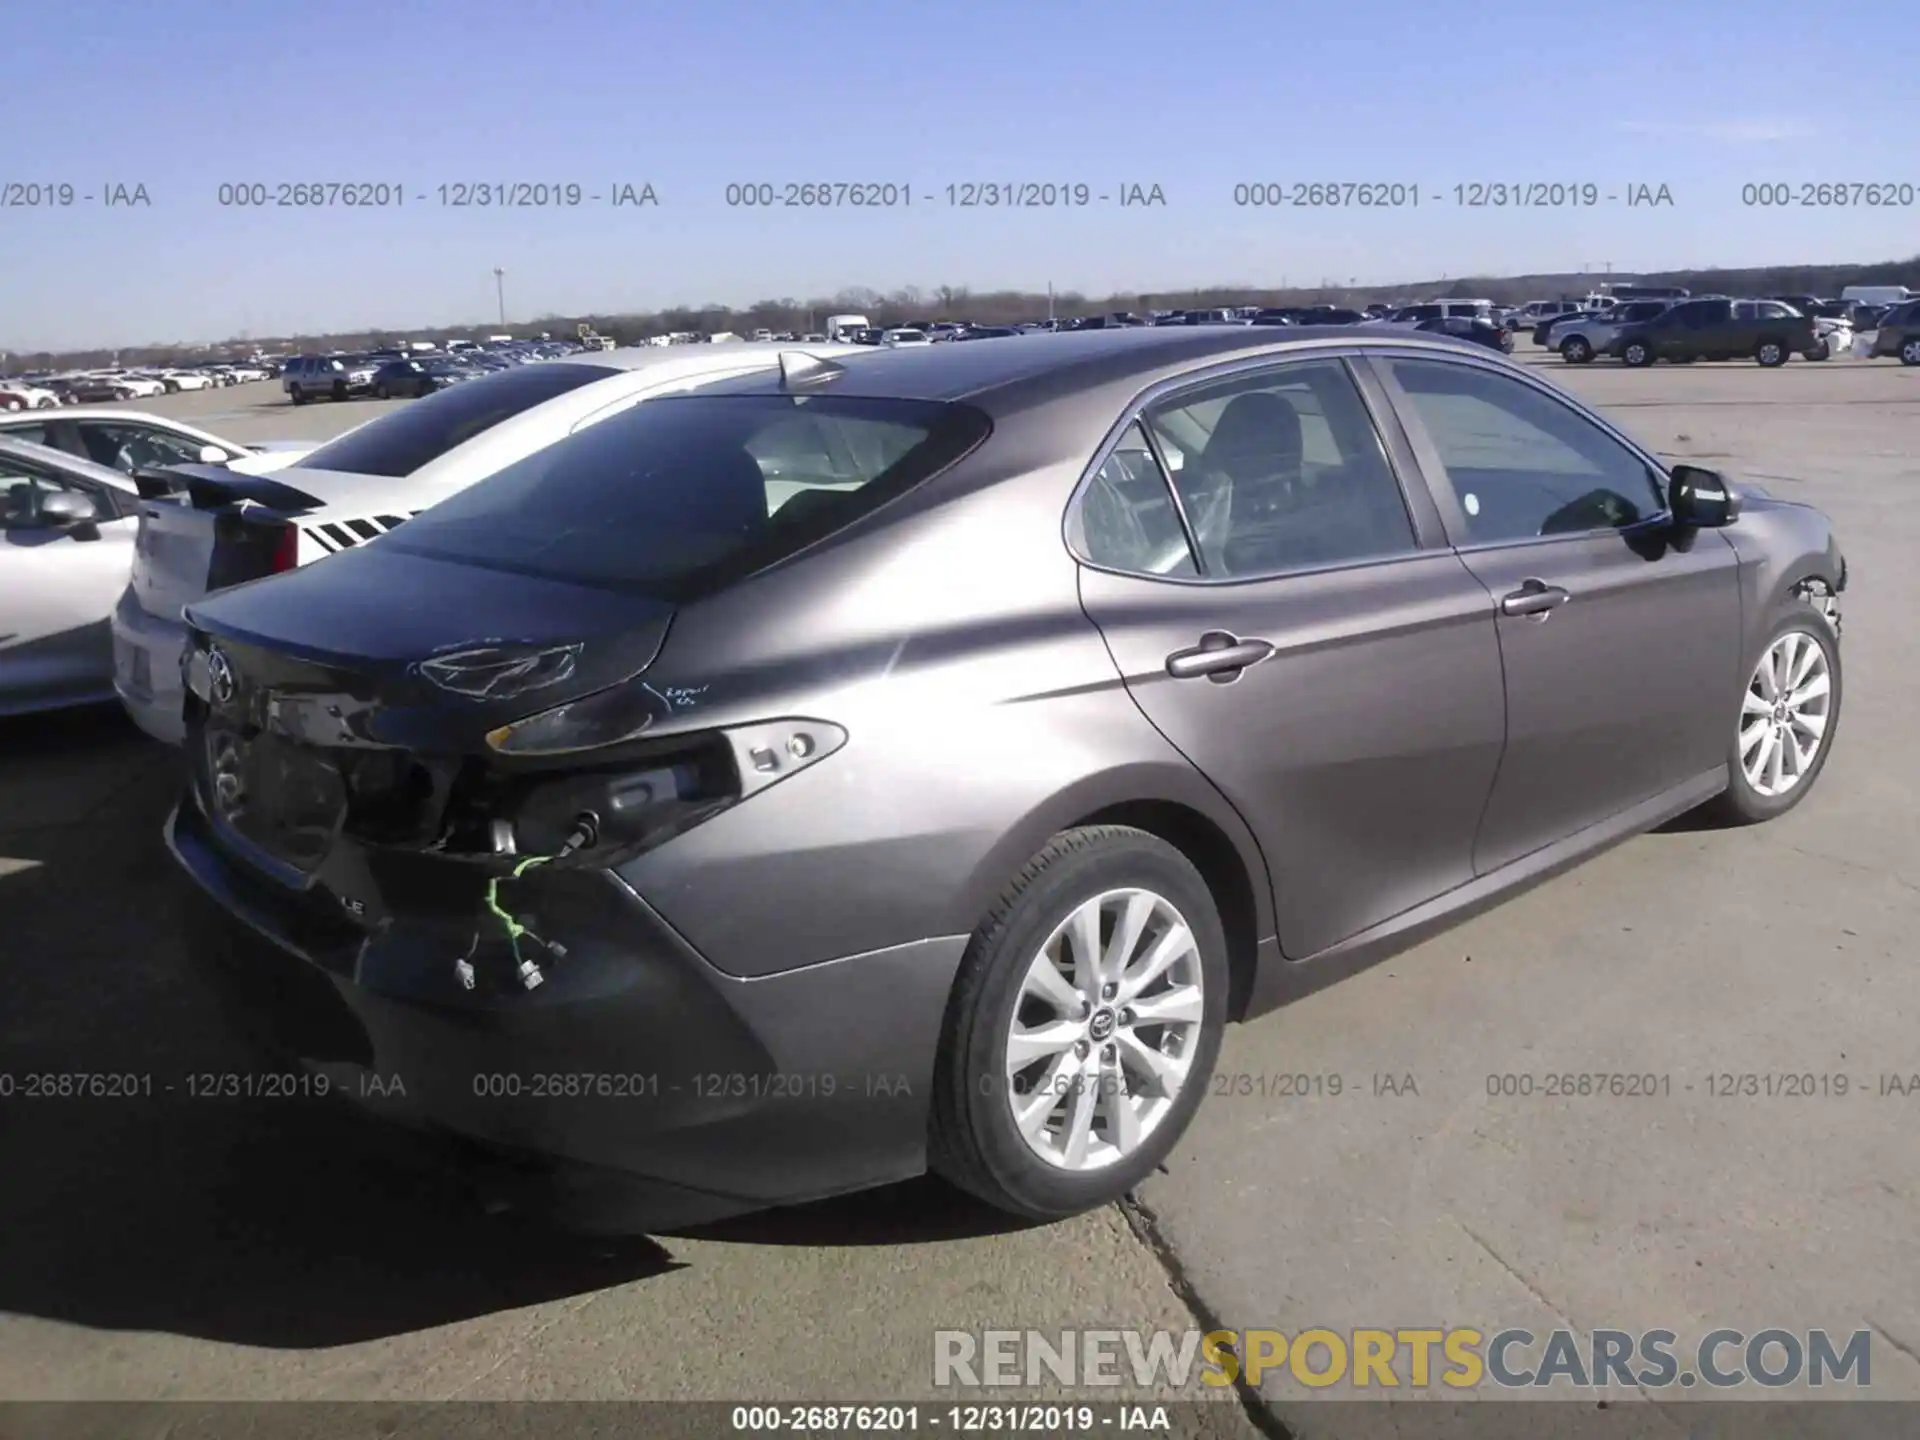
left=0, top=709, right=1027, bottom=1350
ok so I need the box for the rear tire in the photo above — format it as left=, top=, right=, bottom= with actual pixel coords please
left=1621, top=340, right=1654, bottom=367
left=1695, top=594, right=1842, bottom=827
left=374, top=384, right=390, bottom=400
left=1755, top=338, right=1788, bottom=367
left=928, top=826, right=1228, bottom=1221
left=1560, top=336, right=1593, bottom=364
left=289, top=386, right=309, bottom=406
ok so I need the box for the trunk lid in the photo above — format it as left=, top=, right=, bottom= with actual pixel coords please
left=180, top=542, right=677, bottom=892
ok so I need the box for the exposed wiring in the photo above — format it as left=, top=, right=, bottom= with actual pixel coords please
left=459, top=815, right=597, bottom=991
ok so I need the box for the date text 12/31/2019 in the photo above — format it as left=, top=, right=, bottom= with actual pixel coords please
left=722, top=182, right=1168, bottom=208
left=1231, top=181, right=1676, bottom=208
left=212, top=182, right=660, bottom=208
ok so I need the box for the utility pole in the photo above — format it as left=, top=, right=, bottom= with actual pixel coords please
left=493, top=267, right=507, bottom=326
left=1047, top=281, right=1055, bottom=322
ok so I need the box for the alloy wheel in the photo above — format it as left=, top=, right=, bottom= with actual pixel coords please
left=1739, top=630, right=1833, bottom=798
left=1004, top=887, right=1204, bottom=1172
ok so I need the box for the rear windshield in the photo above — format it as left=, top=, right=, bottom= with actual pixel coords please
left=292, top=362, right=610, bottom=478
left=382, top=394, right=991, bottom=602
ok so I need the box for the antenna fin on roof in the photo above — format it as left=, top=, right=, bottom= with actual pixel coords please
left=779, top=350, right=845, bottom=389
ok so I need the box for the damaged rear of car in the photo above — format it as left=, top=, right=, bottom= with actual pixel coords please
left=167, top=385, right=996, bottom=1229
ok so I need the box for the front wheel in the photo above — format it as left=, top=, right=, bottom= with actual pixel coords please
left=929, top=826, right=1228, bottom=1220
left=1560, top=336, right=1593, bottom=364
left=1900, top=338, right=1920, bottom=366
left=1697, top=597, right=1842, bottom=826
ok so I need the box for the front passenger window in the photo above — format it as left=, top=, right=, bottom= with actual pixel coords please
left=1384, top=358, right=1666, bottom=543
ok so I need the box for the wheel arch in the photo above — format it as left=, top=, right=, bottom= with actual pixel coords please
left=947, top=765, right=1275, bottom=1025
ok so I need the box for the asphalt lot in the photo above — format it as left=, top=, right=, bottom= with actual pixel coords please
left=3, top=353, right=1918, bottom=1434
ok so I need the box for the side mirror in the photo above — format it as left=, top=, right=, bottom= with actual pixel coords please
left=198, top=444, right=230, bottom=464
left=37, top=490, right=102, bottom=536
left=1669, top=465, right=1739, bottom=528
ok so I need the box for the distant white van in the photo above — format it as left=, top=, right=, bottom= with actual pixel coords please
left=1840, top=286, right=1914, bottom=306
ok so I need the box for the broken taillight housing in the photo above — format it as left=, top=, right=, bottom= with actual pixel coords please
left=484, top=675, right=670, bottom=757
left=453, top=709, right=848, bottom=863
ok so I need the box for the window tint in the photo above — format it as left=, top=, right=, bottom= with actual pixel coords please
left=1141, top=358, right=1415, bottom=577
left=383, top=394, right=989, bottom=601
left=78, top=421, right=209, bottom=472
left=1384, top=358, right=1665, bottom=544
left=292, top=362, right=610, bottom=477
left=1075, top=422, right=1196, bottom=577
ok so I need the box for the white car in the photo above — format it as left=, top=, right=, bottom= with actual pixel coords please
left=0, top=410, right=318, bottom=478
left=105, top=373, right=169, bottom=399
left=158, top=370, right=215, bottom=393
left=881, top=329, right=932, bottom=347
left=0, top=435, right=143, bottom=716
left=1, top=381, right=61, bottom=410
left=112, top=341, right=863, bottom=743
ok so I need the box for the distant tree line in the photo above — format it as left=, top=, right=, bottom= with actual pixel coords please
left=13, top=255, right=1918, bottom=371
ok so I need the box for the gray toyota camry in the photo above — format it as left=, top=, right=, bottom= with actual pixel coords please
left=167, top=327, right=1847, bottom=1229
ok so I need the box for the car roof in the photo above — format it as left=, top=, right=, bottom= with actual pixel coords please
left=691, top=327, right=1503, bottom=408
left=0, top=432, right=140, bottom=489
left=536, top=340, right=866, bottom=375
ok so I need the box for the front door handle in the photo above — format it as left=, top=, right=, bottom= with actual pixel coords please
left=1166, top=631, right=1275, bottom=682
left=1500, top=579, right=1571, bottom=618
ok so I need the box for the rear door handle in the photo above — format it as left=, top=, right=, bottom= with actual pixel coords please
left=1166, top=631, right=1275, bottom=682
left=1500, top=579, right=1571, bottom=618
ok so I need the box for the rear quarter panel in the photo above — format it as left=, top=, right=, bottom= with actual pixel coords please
left=615, top=406, right=1274, bottom=979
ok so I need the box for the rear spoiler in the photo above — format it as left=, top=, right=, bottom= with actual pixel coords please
left=130, top=464, right=325, bottom=512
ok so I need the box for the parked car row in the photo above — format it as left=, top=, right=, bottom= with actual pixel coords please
left=281, top=338, right=592, bottom=404
left=0, top=362, right=273, bottom=410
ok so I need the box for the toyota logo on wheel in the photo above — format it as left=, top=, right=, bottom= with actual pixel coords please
left=206, top=647, right=236, bottom=705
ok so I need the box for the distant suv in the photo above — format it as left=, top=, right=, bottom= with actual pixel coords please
left=1864, top=299, right=1920, bottom=365
left=1607, top=298, right=1818, bottom=368
left=282, top=354, right=379, bottom=404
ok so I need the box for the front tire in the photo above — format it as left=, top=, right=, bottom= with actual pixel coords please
left=929, top=826, right=1228, bottom=1220
left=289, top=386, right=309, bottom=406
left=1697, top=596, right=1842, bottom=826
left=1900, top=338, right=1920, bottom=366
left=1561, top=335, right=1593, bottom=364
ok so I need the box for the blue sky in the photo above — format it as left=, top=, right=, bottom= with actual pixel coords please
left=3, top=0, right=1912, bottom=350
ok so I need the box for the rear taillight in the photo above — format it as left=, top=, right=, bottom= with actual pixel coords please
left=206, top=513, right=301, bottom=590
left=270, top=522, right=299, bottom=573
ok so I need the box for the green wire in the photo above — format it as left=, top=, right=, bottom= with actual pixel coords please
left=484, top=853, right=558, bottom=944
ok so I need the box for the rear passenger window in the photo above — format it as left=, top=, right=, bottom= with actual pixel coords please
left=1075, top=422, right=1197, bottom=577
left=1141, top=359, right=1415, bottom=577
